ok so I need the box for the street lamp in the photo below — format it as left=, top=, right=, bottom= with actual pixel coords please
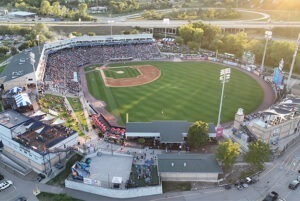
left=108, top=20, right=114, bottom=37
left=36, top=34, right=40, bottom=54
left=163, top=18, right=170, bottom=39
left=217, top=68, right=231, bottom=127
left=287, top=33, right=300, bottom=90
left=260, top=30, right=272, bottom=74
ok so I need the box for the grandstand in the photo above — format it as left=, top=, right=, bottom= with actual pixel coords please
left=39, top=34, right=160, bottom=95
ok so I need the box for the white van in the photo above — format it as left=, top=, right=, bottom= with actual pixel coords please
left=0, top=180, right=13, bottom=191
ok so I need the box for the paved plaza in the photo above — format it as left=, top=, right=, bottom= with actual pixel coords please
left=88, top=153, right=133, bottom=188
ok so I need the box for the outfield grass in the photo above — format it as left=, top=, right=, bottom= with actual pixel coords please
left=104, top=67, right=140, bottom=79
left=86, top=61, right=263, bottom=125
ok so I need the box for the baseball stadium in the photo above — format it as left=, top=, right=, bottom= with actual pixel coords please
left=34, top=34, right=271, bottom=127
left=0, top=33, right=276, bottom=198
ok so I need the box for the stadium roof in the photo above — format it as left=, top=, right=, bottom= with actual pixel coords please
left=157, top=153, right=222, bottom=173
left=126, top=121, right=191, bottom=143
left=0, top=45, right=43, bottom=83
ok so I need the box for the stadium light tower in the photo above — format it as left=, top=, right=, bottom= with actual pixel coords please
left=217, top=68, right=231, bottom=127
left=260, top=30, right=272, bottom=74
left=287, top=33, right=300, bottom=90
left=29, top=52, right=38, bottom=95
left=163, top=18, right=170, bottom=39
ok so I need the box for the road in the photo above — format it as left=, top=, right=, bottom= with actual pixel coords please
left=1, top=8, right=300, bottom=29
left=1, top=136, right=300, bottom=201
left=1, top=20, right=300, bottom=29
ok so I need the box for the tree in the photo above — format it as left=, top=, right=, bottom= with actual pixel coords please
left=186, top=121, right=208, bottom=148
left=216, top=139, right=240, bottom=171
left=88, top=32, right=96, bottom=36
left=52, top=1, right=61, bottom=17
left=10, top=46, right=18, bottom=55
left=78, top=3, right=88, bottom=16
left=138, top=138, right=145, bottom=144
left=243, top=140, right=271, bottom=170
left=178, top=24, right=194, bottom=44
left=0, top=46, right=9, bottom=55
left=40, top=0, right=52, bottom=15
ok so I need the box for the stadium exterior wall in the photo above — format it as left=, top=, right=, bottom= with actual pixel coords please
left=65, top=179, right=163, bottom=198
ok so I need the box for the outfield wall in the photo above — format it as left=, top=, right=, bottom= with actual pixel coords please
left=65, top=179, right=162, bottom=198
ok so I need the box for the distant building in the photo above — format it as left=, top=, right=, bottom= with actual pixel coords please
left=157, top=153, right=222, bottom=182
left=126, top=121, right=191, bottom=145
left=88, top=6, right=107, bottom=14
left=0, top=110, right=78, bottom=175
left=0, top=45, right=44, bottom=90
left=8, top=11, right=35, bottom=18
left=246, top=95, right=300, bottom=151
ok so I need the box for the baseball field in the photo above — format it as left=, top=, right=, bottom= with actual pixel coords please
left=86, top=61, right=263, bottom=125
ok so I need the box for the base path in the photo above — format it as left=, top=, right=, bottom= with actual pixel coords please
left=101, top=65, right=161, bottom=87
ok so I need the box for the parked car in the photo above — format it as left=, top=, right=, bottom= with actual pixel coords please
left=245, top=177, right=258, bottom=184
left=36, top=173, right=46, bottom=182
left=15, top=197, right=27, bottom=201
left=288, top=180, right=300, bottom=190
left=263, top=191, right=279, bottom=201
left=54, top=162, right=64, bottom=169
left=297, top=175, right=300, bottom=182
left=0, top=174, right=4, bottom=181
left=0, top=180, right=13, bottom=191
left=224, top=184, right=231, bottom=190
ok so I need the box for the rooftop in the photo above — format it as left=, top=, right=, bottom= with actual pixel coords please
left=157, top=153, right=222, bottom=173
left=14, top=120, right=77, bottom=155
left=246, top=95, right=300, bottom=129
left=0, top=45, right=43, bottom=83
left=9, top=11, right=35, bottom=17
left=0, top=110, right=30, bottom=129
left=126, top=121, right=191, bottom=143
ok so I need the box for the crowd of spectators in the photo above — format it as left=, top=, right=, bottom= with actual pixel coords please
left=92, top=114, right=125, bottom=142
left=43, top=43, right=160, bottom=94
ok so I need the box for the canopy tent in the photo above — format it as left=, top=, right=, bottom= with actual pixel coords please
left=9, top=87, right=22, bottom=94
left=14, top=93, right=31, bottom=108
left=31, top=110, right=46, bottom=117
left=35, top=126, right=45, bottom=134
left=41, top=114, right=55, bottom=121
left=52, top=118, right=65, bottom=125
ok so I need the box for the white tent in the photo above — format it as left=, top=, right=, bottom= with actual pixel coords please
left=41, top=114, right=55, bottom=121
left=14, top=93, right=31, bottom=107
left=31, top=110, right=46, bottom=117
left=52, top=118, right=65, bottom=125
left=35, top=126, right=45, bottom=134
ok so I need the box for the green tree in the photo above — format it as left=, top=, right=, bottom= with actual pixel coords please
left=138, top=138, right=145, bottom=144
left=88, top=32, right=96, bottom=36
left=216, top=139, right=240, bottom=171
left=10, top=46, right=18, bottom=55
left=52, top=2, right=61, bottom=17
left=268, top=40, right=294, bottom=69
left=243, top=140, right=271, bottom=170
left=0, top=46, right=9, bottom=55
left=78, top=3, right=88, bottom=16
left=186, top=121, right=208, bottom=148
left=40, top=0, right=52, bottom=15
left=178, top=24, right=194, bottom=44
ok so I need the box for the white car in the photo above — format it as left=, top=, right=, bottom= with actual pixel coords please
left=0, top=180, right=13, bottom=191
